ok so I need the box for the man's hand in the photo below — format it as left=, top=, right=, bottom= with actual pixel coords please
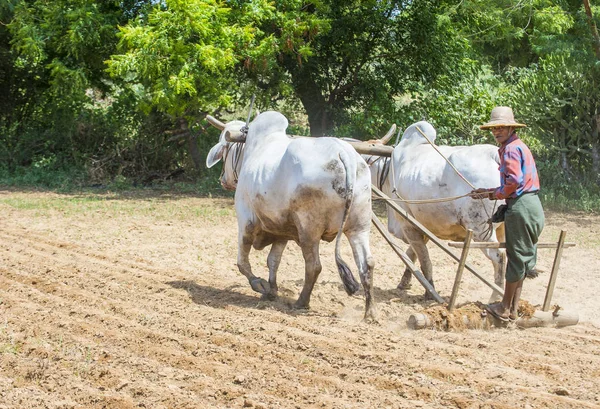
left=470, top=188, right=496, bottom=200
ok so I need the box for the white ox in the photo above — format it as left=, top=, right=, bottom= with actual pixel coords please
left=370, top=121, right=506, bottom=300
left=206, top=111, right=376, bottom=319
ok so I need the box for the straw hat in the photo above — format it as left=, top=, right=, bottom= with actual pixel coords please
left=480, top=106, right=526, bottom=130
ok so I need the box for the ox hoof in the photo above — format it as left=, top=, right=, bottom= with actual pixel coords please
left=292, top=301, right=310, bottom=311
left=397, top=281, right=412, bottom=291
left=397, top=273, right=412, bottom=291
left=363, top=309, right=379, bottom=324
left=260, top=291, right=277, bottom=301
left=250, top=277, right=270, bottom=295
left=423, top=283, right=436, bottom=300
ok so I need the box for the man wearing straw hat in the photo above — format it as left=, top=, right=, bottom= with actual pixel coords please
left=471, top=106, right=545, bottom=322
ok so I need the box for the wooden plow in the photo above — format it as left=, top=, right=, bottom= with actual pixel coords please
left=370, top=183, right=578, bottom=329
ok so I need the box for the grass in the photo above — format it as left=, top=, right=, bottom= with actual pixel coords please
left=540, top=188, right=600, bottom=214
left=0, top=164, right=233, bottom=197
left=0, top=190, right=235, bottom=220
left=0, top=165, right=236, bottom=220
left=1, top=163, right=598, bottom=214
left=537, top=163, right=600, bottom=214
left=0, top=165, right=86, bottom=192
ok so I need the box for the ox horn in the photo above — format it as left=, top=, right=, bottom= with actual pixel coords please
left=206, top=115, right=226, bottom=130
left=225, top=129, right=246, bottom=143
left=379, top=124, right=397, bottom=145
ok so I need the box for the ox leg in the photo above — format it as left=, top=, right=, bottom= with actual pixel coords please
left=476, top=226, right=506, bottom=303
left=295, top=242, right=322, bottom=310
left=265, top=241, right=287, bottom=300
left=480, top=247, right=506, bottom=303
left=397, top=246, right=417, bottom=290
left=237, top=241, right=270, bottom=296
left=406, top=233, right=434, bottom=299
left=348, top=232, right=377, bottom=321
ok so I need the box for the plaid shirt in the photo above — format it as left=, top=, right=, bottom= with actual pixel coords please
left=493, top=133, right=540, bottom=200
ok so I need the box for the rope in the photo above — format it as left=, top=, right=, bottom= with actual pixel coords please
left=372, top=193, right=472, bottom=204
left=220, top=141, right=243, bottom=185
left=382, top=127, right=498, bottom=240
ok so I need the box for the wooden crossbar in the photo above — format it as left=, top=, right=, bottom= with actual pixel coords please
left=447, top=229, right=573, bottom=312
left=448, top=242, right=576, bottom=249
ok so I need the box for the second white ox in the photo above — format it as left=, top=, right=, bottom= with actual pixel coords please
left=206, top=111, right=376, bottom=319
left=371, top=121, right=506, bottom=300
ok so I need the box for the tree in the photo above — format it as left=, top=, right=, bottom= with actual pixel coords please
left=242, top=0, right=468, bottom=137
left=107, top=0, right=330, bottom=169
left=446, top=0, right=599, bottom=181
left=0, top=0, right=144, bottom=171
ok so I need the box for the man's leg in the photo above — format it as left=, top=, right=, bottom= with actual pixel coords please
left=509, top=278, right=524, bottom=320
left=488, top=279, right=521, bottom=321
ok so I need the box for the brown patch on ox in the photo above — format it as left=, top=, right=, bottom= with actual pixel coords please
left=242, top=221, right=256, bottom=246
left=427, top=221, right=467, bottom=242
left=251, top=194, right=299, bottom=249
left=251, top=185, right=344, bottom=247
left=252, top=231, right=282, bottom=250
left=323, top=159, right=347, bottom=199
left=291, top=185, right=342, bottom=242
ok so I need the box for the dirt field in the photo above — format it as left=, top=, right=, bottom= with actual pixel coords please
left=1, top=190, right=599, bottom=409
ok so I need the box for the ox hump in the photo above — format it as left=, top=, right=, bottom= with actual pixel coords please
left=248, top=111, right=289, bottom=140
left=399, top=121, right=437, bottom=147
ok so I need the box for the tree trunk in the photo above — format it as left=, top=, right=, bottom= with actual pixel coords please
left=179, top=118, right=202, bottom=171
left=557, top=129, right=571, bottom=177
left=592, top=113, right=600, bottom=181
left=283, top=58, right=334, bottom=136
left=583, top=0, right=600, bottom=60
left=296, top=75, right=333, bottom=136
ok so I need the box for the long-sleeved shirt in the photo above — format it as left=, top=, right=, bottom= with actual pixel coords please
left=493, top=133, right=540, bottom=200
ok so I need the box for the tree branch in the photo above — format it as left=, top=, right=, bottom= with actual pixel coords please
left=583, top=0, right=600, bottom=60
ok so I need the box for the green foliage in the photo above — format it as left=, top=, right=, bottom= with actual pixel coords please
left=261, top=0, right=471, bottom=137
left=1, top=0, right=599, bottom=212
left=510, top=54, right=600, bottom=180
left=0, top=162, right=87, bottom=191
left=106, top=0, right=246, bottom=118
left=1, top=0, right=125, bottom=171
left=396, top=63, right=509, bottom=145
left=538, top=160, right=600, bottom=212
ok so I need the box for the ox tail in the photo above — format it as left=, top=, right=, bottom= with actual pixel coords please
left=335, top=148, right=361, bottom=296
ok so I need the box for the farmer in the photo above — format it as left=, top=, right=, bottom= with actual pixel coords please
left=471, top=106, right=545, bottom=322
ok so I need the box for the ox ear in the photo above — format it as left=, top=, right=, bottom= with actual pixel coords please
left=206, top=142, right=225, bottom=168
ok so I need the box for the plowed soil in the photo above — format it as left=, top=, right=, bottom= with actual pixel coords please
left=1, top=190, right=599, bottom=409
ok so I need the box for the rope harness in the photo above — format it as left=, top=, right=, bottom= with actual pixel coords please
left=219, top=141, right=244, bottom=186
left=377, top=125, right=499, bottom=240
left=239, top=94, right=255, bottom=138
left=220, top=94, right=255, bottom=186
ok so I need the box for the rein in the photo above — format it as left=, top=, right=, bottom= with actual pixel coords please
left=372, top=193, right=473, bottom=204
left=220, top=141, right=244, bottom=185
